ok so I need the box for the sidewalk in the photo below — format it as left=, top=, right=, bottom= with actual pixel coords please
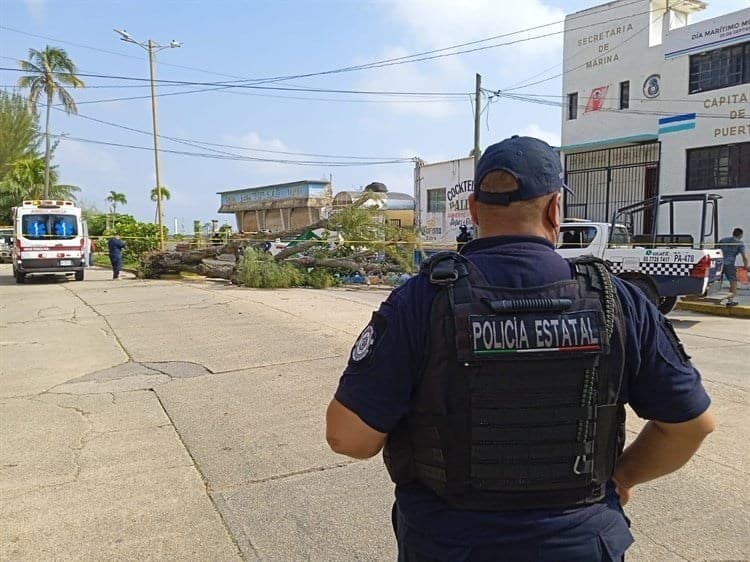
left=676, top=276, right=750, bottom=318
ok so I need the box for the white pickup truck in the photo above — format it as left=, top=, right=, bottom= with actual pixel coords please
left=557, top=221, right=722, bottom=314
left=557, top=194, right=725, bottom=314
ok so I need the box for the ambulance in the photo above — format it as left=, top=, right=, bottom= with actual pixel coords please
left=11, top=200, right=86, bottom=283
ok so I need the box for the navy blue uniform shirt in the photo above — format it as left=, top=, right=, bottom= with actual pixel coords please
left=334, top=236, right=711, bottom=559
left=108, top=237, right=125, bottom=258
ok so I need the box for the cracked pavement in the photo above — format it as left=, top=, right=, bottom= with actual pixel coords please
left=0, top=265, right=747, bottom=561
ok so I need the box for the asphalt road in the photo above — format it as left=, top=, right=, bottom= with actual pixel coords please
left=0, top=265, right=747, bottom=561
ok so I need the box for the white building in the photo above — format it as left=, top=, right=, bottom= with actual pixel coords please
left=414, top=157, right=474, bottom=249
left=561, top=0, right=749, bottom=241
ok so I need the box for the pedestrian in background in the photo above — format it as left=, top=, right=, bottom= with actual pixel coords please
left=456, top=224, right=473, bottom=252
left=326, top=135, right=715, bottom=561
left=718, top=227, right=748, bottom=307
left=108, top=234, right=125, bottom=280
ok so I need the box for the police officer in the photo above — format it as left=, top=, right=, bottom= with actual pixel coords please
left=108, top=233, right=126, bottom=280
left=326, top=136, right=715, bottom=561
left=456, top=224, right=473, bottom=252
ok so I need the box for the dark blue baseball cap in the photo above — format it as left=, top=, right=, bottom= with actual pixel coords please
left=474, top=135, right=570, bottom=206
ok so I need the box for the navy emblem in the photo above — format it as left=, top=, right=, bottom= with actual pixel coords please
left=643, top=74, right=660, bottom=99
left=351, top=325, right=376, bottom=362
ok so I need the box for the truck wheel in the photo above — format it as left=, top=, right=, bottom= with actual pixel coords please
left=75, top=270, right=84, bottom=281
left=15, top=271, right=25, bottom=284
left=658, top=296, right=678, bottom=315
left=625, top=277, right=658, bottom=306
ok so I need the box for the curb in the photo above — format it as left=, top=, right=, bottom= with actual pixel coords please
left=675, top=300, right=750, bottom=318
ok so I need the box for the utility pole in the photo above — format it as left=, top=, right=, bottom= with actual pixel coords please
left=147, top=39, right=165, bottom=251
left=114, top=29, right=181, bottom=251
left=473, top=73, right=482, bottom=177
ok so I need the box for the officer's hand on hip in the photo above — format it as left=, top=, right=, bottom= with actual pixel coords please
left=612, top=477, right=632, bottom=506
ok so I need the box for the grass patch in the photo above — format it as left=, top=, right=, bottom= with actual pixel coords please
left=236, top=248, right=339, bottom=289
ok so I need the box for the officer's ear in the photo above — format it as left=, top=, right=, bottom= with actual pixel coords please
left=546, top=192, right=561, bottom=231
left=468, top=193, right=479, bottom=227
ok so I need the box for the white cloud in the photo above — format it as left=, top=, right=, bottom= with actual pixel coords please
left=356, top=47, right=470, bottom=118
left=55, top=140, right=122, bottom=185
left=215, top=130, right=345, bottom=188
left=388, top=0, right=564, bottom=57
left=23, top=0, right=47, bottom=21
left=518, top=123, right=560, bottom=147
left=355, top=0, right=565, bottom=118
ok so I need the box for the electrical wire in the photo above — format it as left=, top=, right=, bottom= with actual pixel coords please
left=51, top=134, right=413, bottom=167
left=52, top=106, right=416, bottom=162
left=490, top=90, right=750, bottom=120
left=0, top=0, right=650, bottom=86
left=0, top=67, right=471, bottom=96
left=502, top=0, right=691, bottom=91
left=1, top=0, right=684, bottom=106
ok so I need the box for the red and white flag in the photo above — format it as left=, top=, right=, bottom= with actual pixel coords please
left=585, top=86, right=609, bottom=112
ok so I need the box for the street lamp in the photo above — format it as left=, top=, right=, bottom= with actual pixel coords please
left=114, top=29, right=181, bottom=251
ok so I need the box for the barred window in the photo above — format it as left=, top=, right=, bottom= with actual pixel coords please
left=567, top=92, right=578, bottom=120
left=619, top=81, right=630, bottom=109
left=688, top=42, right=750, bottom=94
left=686, top=142, right=750, bottom=191
left=426, top=188, right=446, bottom=212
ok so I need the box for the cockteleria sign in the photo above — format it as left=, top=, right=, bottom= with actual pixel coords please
left=664, top=6, right=750, bottom=59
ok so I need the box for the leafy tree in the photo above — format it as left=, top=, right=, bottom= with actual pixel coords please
left=17, top=46, right=84, bottom=198
left=149, top=186, right=170, bottom=222
left=111, top=220, right=160, bottom=263
left=149, top=186, right=171, bottom=202
left=0, top=154, right=80, bottom=222
left=106, top=190, right=127, bottom=215
left=0, top=90, right=40, bottom=178
left=326, top=205, right=383, bottom=249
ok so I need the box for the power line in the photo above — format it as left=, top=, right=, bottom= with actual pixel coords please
left=489, top=91, right=750, bottom=120
left=2, top=0, right=673, bottom=100
left=52, top=134, right=413, bottom=167
left=64, top=87, right=471, bottom=107
left=0, top=67, right=471, bottom=96
left=0, top=1, right=648, bottom=87
left=502, top=0, right=691, bottom=91
left=53, top=106, right=416, bottom=162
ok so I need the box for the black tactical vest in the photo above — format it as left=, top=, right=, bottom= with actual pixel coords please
left=383, top=252, right=626, bottom=511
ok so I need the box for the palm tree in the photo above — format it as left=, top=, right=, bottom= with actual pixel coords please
left=149, top=186, right=171, bottom=223
left=0, top=155, right=79, bottom=217
left=106, top=190, right=127, bottom=215
left=17, top=46, right=84, bottom=199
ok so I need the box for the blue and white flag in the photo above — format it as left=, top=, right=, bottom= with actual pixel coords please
left=658, top=113, right=696, bottom=135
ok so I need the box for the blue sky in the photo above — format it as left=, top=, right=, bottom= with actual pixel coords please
left=0, top=0, right=744, bottom=230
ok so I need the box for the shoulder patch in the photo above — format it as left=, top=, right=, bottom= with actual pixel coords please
left=351, top=324, right=376, bottom=362
left=349, top=312, right=387, bottom=364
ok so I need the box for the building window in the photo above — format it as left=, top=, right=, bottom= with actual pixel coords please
left=619, top=81, right=630, bottom=109
left=389, top=218, right=402, bottom=227
left=688, top=42, right=750, bottom=94
left=426, top=188, right=446, bottom=212
left=686, top=142, right=750, bottom=191
left=567, top=93, right=578, bottom=120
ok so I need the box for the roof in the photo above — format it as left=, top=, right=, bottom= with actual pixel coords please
left=217, top=179, right=329, bottom=195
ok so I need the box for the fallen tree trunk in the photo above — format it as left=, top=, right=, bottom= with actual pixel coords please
left=139, top=248, right=228, bottom=278
left=272, top=239, right=324, bottom=261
